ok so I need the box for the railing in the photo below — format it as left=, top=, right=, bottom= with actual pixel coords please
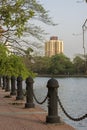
left=1, top=75, right=87, bottom=123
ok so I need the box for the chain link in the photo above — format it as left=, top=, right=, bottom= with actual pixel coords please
left=57, top=95, right=87, bottom=121
left=33, top=90, right=48, bottom=104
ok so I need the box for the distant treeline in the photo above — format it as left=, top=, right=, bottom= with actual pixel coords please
left=23, top=54, right=87, bottom=76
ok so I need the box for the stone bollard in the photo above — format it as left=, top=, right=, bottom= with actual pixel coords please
left=16, top=76, right=24, bottom=100
left=0, top=75, right=2, bottom=87
left=25, top=77, right=35, bottom=108
left=2, top=76, right=6, bottom=89
left=5, top=76, right=10, bottom=92
left=10, top=76, right=16, bottom=95
left=46, top=78, right=61, bottom=123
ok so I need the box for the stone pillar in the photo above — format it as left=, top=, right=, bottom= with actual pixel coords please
left=2, top=76, right=6, bottom=89
left=16, top=76, right=24, bottom=100
left=10, top=76, right=16, bottom=95
left=46, top=78, right=60, bottom=123
left=25, top=77, right=35, bottom=108
left=0, top=75, right=2, bottom=87
left=5, top=76, right=10, bottom=92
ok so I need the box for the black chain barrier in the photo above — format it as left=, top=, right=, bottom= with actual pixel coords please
left=33, top=90, right=48, bottom=104
left=57, top=95, right=87, bottom=121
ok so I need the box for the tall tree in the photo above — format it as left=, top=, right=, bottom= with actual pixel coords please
left=0, top=44, right=34, bottom=79
left=0, top=0, right=54, bottom=53
left=49, top=54, right=74, bottom=75
left=0, top=44, right=8, bottom=74
left=73, top=56, right=85, bottom=74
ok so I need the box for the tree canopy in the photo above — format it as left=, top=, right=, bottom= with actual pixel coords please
left=25, top=54, right=74, bottom=75
left=0, top=44, right=35, bottom=79
left=73, top=55, right=86, bottom=74
left=0, top=0, right=54, bottom=54
left=0, top=44, right=8, bottom=75
left=0, top=0, right=54, bottom=78
left=48, top=54, right=74, bottom=75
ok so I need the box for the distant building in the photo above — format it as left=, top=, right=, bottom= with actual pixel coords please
left=45, top=36, right=63, bottom=57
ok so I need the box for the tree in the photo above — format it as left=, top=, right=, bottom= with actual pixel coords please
left=49, top=54, right=74, bottom=75
left=27, top=54, right=74, bottom=75
left=22, top=47, right=34, bottom=70
left=0, top=44, right=34, bottom=79
left=73, top=56, right=85, bottom=74
left=0, top=0, right=55, bottom=78
left=24, top=48, right=33, bottom=57
left=0, top=0, right=54, bottom=54
left=0, top=44, right=8, bottom=74
left=31, top=56, right=51, bottom=74
left=5, top=55, right=30, bottom=79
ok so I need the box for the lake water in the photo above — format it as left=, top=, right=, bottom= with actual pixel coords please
left=31, top=77, right=87, bottom=130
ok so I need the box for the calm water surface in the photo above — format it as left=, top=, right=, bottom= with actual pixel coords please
left=32, top=77, right=87, bottom=130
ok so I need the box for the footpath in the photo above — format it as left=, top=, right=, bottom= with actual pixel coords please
left=0, top=87, right=75, bottom=130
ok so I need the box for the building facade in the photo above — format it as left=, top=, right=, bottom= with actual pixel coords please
left=45, top=36, right=63, bottom=57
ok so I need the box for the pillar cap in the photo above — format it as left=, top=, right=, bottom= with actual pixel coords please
left=47, top=78, right=59, bottom=88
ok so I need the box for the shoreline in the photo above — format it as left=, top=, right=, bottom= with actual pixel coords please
left=37, top=74, right=87, bottom=78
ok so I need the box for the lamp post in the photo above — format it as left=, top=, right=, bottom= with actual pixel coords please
left=82, top=19, right=87, bottom=74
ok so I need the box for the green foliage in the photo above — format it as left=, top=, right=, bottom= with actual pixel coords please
left=0, top=44, right=8, bottom=74
left=5, top=55, right=29, bottom=79
left=49, top=54, right=74, bottom=75
left=0, top=0, right=34, bottom=37
left=0, top=0, right=55, bottom=60
left=73, top=56, right=85, bottom=74
left=32, top=56, right=51, bottom=74
left=23, top=54, right=74, bottom=75
left=0, top=44, right=35, bottom=79
left=23, top=54, right=87, bottom=75
left=0, top=0, right=54, bottom=38
left=0, top=44, right=8, bottom=56
left=24, top=47, right=33, bottom=58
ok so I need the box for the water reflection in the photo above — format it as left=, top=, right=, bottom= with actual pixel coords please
left=33, top=77, right=87, bottom=130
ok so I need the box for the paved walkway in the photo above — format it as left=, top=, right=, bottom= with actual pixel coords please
left=0, top=87, right=76, bottom=130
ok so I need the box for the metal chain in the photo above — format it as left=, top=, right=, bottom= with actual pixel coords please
left=57, top=95, right=87, bottom=121
left=33, top=90, right=48, bottom=104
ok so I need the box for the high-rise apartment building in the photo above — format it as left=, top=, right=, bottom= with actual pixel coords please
left=45, top=36, right=63, bottom=57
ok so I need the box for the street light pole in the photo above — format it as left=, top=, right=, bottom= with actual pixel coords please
left=82, top=19, right=87, bottom=74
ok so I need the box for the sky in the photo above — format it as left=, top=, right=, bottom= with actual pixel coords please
left=38, top=0, right=87, bottom=59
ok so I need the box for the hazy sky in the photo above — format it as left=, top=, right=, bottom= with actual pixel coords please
left=38, top=0, right=87, bottom=59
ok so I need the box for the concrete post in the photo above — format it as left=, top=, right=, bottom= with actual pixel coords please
left=2, top=76, right=6, bottom=89
left=10, top=76, right=16, bottom=95
left=16, top=76, right=24, bottom=100
left=5, top=76, right=10, bottom=92
left=25, top=77, right=35, bottom=108
left=0, top=75, right=2, bottom=87
left=46, top=78, right=60, bottom=123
